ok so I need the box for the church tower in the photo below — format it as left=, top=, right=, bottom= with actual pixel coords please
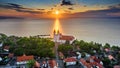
left=53, top=29, right=61, bottom=42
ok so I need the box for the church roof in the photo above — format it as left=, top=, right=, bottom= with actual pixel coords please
left=59, top=35, right=74, bottom=41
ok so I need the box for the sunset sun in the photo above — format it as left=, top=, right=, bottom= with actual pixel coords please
left=55, top=10, right=59, bottom=15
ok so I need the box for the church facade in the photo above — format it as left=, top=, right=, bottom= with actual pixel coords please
left=53, top=30, right=75, bottom=44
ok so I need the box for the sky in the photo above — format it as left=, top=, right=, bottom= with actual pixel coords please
left=0, top=0, right=120, bottom=19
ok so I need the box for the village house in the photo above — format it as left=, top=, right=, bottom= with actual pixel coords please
left=64, top=57, right=77, bottom=66
left=3, top=45, right=10, bottom=52
left=48, top=60, right=58, bottom=68
left=16, top=54, right=34, bottom=65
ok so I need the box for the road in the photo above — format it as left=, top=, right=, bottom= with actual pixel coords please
left=66, top=65, right=84, bottom=68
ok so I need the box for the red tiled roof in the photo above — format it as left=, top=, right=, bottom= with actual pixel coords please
left=80, top=59, right=92, bottom=68
left=96, top=63, right=103, bottom=68
left=80, top=58, right=86, bottom=64
left=90, top=62, right=103, bottom=68
left=60, top=35, right=74, bottom=41
left=17, top=55, right=34, bottom=62
left=80, top=58, right=103, bottom=68
left=64, top=57, right=77, bottom=62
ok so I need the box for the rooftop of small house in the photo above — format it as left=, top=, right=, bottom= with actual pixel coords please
left=17, top=54, right=34, bottom=62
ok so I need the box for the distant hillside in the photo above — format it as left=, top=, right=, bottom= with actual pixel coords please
left=0, top=16, right=24, bottom=19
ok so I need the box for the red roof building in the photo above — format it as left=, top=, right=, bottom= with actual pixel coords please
left=80, top=58, right=103, bottom=68
left=17, top=55, right=34, bottom=65
left=17, top=55, right=34, bottom=62
left=80, top=58, right=92, bottom=68
left=114, top=65, right=120, bottom=68
left=64, top=57, right=77, bottom=66
left=64, top=57, right=77, bottom=62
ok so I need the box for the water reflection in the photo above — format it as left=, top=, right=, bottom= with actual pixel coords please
left=0, top=18, right=120, bottom=46
left=52, top=18, right=63, bottom=37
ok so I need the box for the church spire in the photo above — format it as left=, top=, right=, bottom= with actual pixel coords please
left=57, top=30, right=59, bottom=34
left=53, top=29, right=60, bottom=35
left=53, top=29, right=56, bottom=34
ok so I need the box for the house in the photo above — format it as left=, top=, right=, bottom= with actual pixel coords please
left=53, top=30, right=75, bottom=44
left=105, top=48, right=110, bottom=52
left=16, top=54, right=34, bottom=65
left=0, top=57, right=2, bottom=61
left=34, top=61, right=40, bottom=68
left=48, top=60, right=58, bottom=68
left=108, top=55, right=114, bottom=60
left=79, top=57, right=103, bottom=68
left=59, top=52, right=64, bottom=59
left=64, top=57, right=77, bottom=66
left=76, top=52, right=81, bottom=59
left=80, top=58, right=92, bottom=68
left=3, top=45, right=10, bottom=52
left=114, top=65, right=120, bottom=68
left=8, top=53, right=14, bottom=58
left=0, top=43, right=3, bottom=47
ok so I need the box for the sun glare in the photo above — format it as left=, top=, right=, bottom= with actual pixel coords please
left=55, top=19, right=59, bottom=32
left=52, top=18, right=63, bottom=36
left=55, top=10, right=59, bottom=15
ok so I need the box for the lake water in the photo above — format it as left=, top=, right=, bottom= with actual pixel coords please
left=0, top=18, right=120, bottom=46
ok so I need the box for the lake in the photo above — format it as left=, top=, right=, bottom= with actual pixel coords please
left=0, top=18, right=120, bottom=46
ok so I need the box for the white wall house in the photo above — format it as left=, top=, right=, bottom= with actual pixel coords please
left=64, top=57, right=77, bottom=66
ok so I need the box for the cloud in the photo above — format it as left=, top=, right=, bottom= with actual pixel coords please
left=7, top=3, right=23, bottom=9
left=64, top=10, right=71, bottom=13
left=68, top=7, right=74, bottom=10
left=83, top=5, right=87, bottom=7
left=61, top=0, right=74, bottom=6
left=70, top=4, right=120, bottom=18
left=37, top=9, right=45, bottom=10
left=0, top=3, right=44, bottom=14
left=0, top=3, right=23, bottom=9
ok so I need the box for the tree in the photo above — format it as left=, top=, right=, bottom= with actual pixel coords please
left=104, top=43, right=110, bottom=48
left=102, top=57, right=111, bottom=68
left=116, top=54, right=120, bottom=64
left=58, top=44, right=73, bottom=57
left=14, top=48, right=24, bottom=56
left=27, top=60, right=35, bottom=68
left=11, top=36, right=55, bottom=57
left=111, top=46, right=120, bottom=51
